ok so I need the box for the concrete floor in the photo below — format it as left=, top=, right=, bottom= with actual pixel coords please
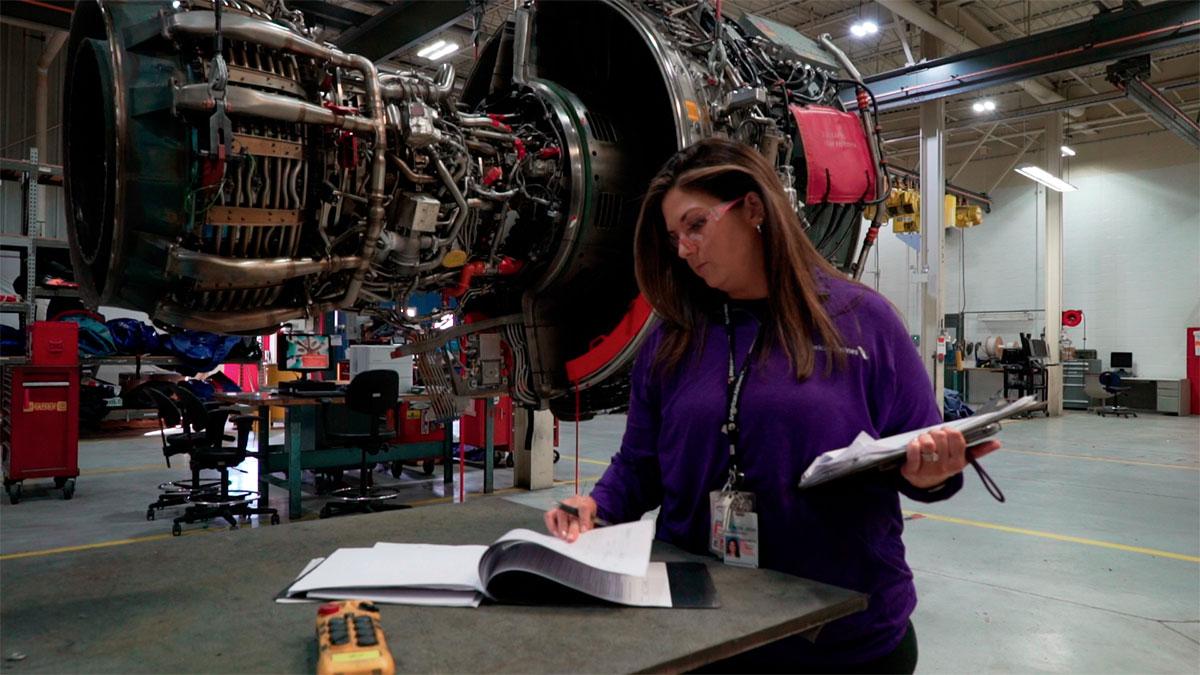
left=1, top=411, right=1197, bottom=672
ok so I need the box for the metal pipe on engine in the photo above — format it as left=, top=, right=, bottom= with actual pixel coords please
left=341, top=53, right=389, bottom=308
left=166, top=249, right=363, bottom=289
left=154, top=302, right=342, bottom=334
left=173, top=84, right=374, bottom=132
left=165, top=11, right=358, bottom=68
left=381, top=63, right=455, bottom=103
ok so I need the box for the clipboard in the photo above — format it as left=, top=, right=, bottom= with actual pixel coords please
left=799, top=395, right=1040, bottom=491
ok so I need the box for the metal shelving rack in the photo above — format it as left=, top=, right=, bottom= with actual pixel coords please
left=1, top=149, right=73, bottom=327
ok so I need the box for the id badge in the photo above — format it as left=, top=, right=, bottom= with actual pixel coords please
left=724, top=510, right=759, bottom=568
left=709, top=489, right=756, bottom=559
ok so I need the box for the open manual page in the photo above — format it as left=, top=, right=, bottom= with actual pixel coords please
left=800, top=395, right=1040, bottom=489
left=279, top=519, right=676, bottom=608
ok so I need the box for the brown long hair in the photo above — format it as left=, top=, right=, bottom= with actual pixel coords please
left=634, top=138, right=850, bottom=379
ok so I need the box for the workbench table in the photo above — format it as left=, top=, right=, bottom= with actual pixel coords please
left=0, top=499, right=866, bottom=673
left=216, top=392, right=472, bottom=520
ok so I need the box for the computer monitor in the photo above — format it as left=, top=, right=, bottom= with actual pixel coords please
left=277, top=333, right=331, bottom=372
left=1029, top=338, right=1049, bottom=359
left=1110, top=351, right=1133, bottom=369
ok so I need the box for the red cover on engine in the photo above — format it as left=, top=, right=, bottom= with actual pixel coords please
left=790, top=104, right=878, bottom=204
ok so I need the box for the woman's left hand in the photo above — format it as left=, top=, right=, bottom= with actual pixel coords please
left=900, top=427, right=1002, bottom=489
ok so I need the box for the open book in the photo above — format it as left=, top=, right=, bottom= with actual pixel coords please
left=800, top=395, right=1040, bottom=489
left=280, top=519, right=717, bottom=608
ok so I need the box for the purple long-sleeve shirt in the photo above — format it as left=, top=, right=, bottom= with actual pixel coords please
left=590, top=276, right=960, bottom=666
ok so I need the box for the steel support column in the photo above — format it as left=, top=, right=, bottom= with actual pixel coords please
left=919, top=100, right=946, bottom=401
left=1043, top=114, right=1065, bottom=417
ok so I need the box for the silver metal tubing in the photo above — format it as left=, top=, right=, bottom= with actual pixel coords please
left=381, top=63, right=455, bottom=103
left=174, top=83, right=374, bottom=132
left=166, top=11, right=357, bottom=68
left=388, top=153, right=437, bottom=183
left=471, top=184, right=518, bottom=201
left=340, top=53, right=389, bottom=309
left=432, top=156, right=469, bottom=248
left=153, top=301, right=341, bottom=334
left=166, top=249, right=363, bottom=289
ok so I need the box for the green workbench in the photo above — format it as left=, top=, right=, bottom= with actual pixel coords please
left=218, top=393, right=495, bottom=520
left=0, top=499, right=866, bottom=673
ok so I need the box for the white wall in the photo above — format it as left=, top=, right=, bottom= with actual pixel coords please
left=874, top=129, right=1200, bottom=379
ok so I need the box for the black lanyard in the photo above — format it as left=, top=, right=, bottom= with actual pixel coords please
left=721, top=303, right=763, bottom=490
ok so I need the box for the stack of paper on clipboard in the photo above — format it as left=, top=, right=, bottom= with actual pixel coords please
left=800, top=395, right=1040, bottom=489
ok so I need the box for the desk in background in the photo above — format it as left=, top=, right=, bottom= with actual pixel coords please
left=217, top=391, right=473, bottom=519
left=0, top=499, right=866, bottom=673
left=1116, top=378, right=1192, bottom=415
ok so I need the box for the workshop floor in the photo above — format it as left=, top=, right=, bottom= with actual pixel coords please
left=1, top=411, right=1197, bottom=673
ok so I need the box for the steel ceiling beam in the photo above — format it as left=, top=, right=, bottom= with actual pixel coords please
left=0, top=0, right=72, bottom=32
left=334, top=0, right=474, bottom=63
left=289, top=1, right=373, bottom=29
left=1107, top=55, right=1200, bottom=147
left=841, top=1, right=1200, bottom=112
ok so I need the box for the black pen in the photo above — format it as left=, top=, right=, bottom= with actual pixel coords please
left=556, top=501, right=612, bottom=528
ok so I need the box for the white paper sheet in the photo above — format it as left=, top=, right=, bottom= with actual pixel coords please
left=307, top=588, right=483, bottom=608
left=287, top=545, right=489, bottom=597
left=800, top=395, right=1039, bottom=487
left=488, top=519, right=655, bottom=578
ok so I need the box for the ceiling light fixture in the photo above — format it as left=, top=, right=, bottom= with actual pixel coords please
left=972, top=99, right=996, bottom=113
left=1015, top=165, right=1078, bottom=192
left=416, top=40, right=447, bottom=59
left=1060, top=145, right=1077, bottom=157
left=425, top=42, right=460, bottom=61
left=850, top=21, right=878, bottom=37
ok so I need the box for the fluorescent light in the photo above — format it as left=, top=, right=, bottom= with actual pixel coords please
left=983, top=100, right=995, bottom=111
left=851, top=22, right=877, bottom=37
left=1060, top=145, right=1076, bottom=157
left=416, top=40, right=447, bottom=58
left=1015, top=165, right=1078, bottom=192
left=972, top=102, right=985, bottom=113
left=425, top=42, right=459, bottom=61
left=405, top=307, right=417, bottom=318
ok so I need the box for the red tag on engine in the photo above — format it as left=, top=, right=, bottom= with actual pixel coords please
left=790, top=104, right=878, bottom=204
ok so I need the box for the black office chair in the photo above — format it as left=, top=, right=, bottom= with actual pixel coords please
left=318, top=370, right=409, bottom=519
left=1098, top=371, right=1137, bottom=418
left=144, top=384, right=223, bottom=520
left=151, top=386, right=281, bottom=535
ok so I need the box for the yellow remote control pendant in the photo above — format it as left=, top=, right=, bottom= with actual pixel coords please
left=315, top=600, right=395, bottom=675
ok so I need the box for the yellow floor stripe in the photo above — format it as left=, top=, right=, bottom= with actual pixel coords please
left=0, top=529, right=213, bottom=561
left=557, top=456, right=612, bottom=467
left=1002, top=448, right=1199, bottom=471
left=904, top=510, right=1200, bottom=563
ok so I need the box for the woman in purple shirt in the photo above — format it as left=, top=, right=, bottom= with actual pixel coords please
left=544, top=139, right=1000, bottom=673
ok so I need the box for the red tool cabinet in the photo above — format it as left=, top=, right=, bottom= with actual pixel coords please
left=2, top=366, right=80, bottom=503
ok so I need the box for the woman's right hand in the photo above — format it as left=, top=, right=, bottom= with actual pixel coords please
left=544, top=495, right=598, bottom=542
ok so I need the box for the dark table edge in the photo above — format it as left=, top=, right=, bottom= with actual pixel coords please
left=635, top=592, right=869, bottom=674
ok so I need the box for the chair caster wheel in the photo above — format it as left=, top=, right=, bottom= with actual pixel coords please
left=270, top=513, right=281, bottom=525
left=147, top=509, right=156, bottom=521
left=172, top=523, right=182, bottom=537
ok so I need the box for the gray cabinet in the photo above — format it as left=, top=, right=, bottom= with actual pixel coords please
left=1155, top=379, right=1192, bottom=415
left=1063, top=359, right=1101, bottom=410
